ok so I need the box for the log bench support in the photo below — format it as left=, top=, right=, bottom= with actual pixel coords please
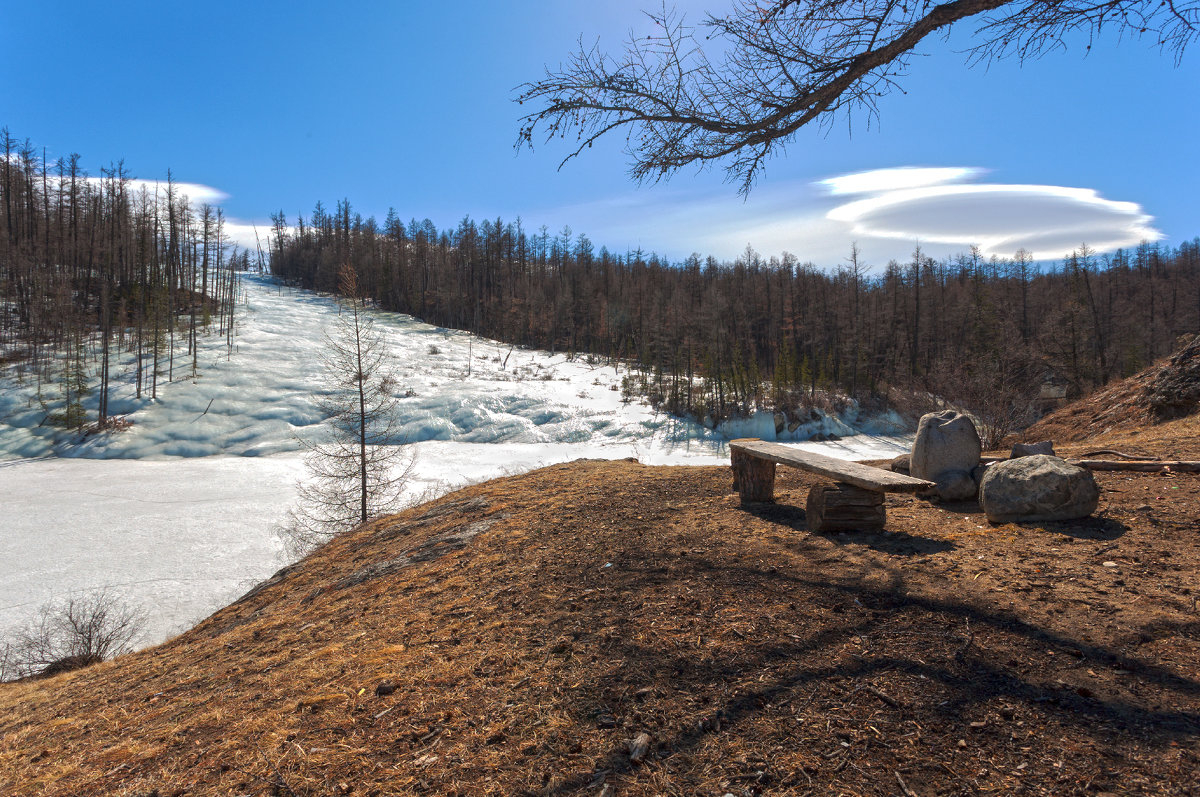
left=806, top=483, right=885, bottom=532
left=731, top=446, right=776, bottom=502
left=730, top=438, right=935, bottom=533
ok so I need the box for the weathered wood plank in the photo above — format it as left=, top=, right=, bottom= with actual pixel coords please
left=730, top=439, right=934, bottom=493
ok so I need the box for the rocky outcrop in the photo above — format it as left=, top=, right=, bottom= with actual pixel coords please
left=1146, top=334, right=1200, bottom=420
left=979, top=455, right=1099, bottom=523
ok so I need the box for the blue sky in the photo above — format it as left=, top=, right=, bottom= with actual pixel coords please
left=2, top=0, right=1196, bottom=267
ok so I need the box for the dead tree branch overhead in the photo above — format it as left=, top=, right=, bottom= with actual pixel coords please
left=516, top=0, right=1198, bottom=193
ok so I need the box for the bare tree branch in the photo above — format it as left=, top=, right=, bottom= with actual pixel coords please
left=516, top=0, right=1197, bottom=193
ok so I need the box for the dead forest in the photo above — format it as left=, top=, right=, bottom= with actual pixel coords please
left=269, top=201, right=1200, bottom=430
left=0, top=129, right=244, bottom=431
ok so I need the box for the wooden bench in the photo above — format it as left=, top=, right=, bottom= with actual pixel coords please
left=729, top=438, right=934, bottom=531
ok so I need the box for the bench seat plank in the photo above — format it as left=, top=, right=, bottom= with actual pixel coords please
left=730, top=439, right=933, bottom=493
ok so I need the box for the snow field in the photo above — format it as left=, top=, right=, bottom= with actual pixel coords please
left=1, top=275, right=911, bottom=647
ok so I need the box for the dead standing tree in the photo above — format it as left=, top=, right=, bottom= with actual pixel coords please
left=516, top=0, right=1197, bottom=192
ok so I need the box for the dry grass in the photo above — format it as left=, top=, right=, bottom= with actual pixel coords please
left=2, top=438, right=1199, bottom=795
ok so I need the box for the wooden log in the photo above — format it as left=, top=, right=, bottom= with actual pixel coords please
left=806, top=483, right=886, bottom=532
left=732, top=446, right=776, bottom=503
left=1068, top=459, right=1200, bottom=472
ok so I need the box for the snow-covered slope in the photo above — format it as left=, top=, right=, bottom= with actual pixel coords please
left=1, top=275, right=904, bottom=459
left=1, top=274, right=910, bottom=646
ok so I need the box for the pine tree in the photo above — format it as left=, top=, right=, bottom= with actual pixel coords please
left=281, top=265, right=413, bottom=555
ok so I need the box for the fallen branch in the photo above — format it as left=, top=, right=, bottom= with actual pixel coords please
left=1069, top=460, right=1200, bottom=472
left=191, top=398, right=215, bottom=423
left=1079, top=449, right=1154, bottom=460
left=896, top=770, right=921, bottom=797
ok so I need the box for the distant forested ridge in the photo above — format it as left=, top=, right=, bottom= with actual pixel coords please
left=272, top=202, right=1200, bottom=429
left=0, top=128, right=243, bottom=430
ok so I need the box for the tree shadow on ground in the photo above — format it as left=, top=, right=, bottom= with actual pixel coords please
left=543, top=539, right=1199, bottom=795
left=742, top=501, right=956, bottom=556
left=1025, top=516, right=1129, bottom=541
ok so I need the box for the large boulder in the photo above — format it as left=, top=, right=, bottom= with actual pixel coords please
left=979, top=455, right=1100, bottom=523
left=911, top=410, right=982, bottom=500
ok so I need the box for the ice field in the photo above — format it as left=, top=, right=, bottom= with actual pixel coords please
left=0, top=274, right=911, bottom=646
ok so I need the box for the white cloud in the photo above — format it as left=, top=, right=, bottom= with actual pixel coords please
left=823, top=171, right=1161, bottom=260
left=530, top=165, right=1160, bottom=267
left=819, top=166, right=981, bottom=195
left=221, top=220, right=279, bottom=254
left=105, top=178, right=269, bottom=254
left=115, top=178, right=230, bottom=206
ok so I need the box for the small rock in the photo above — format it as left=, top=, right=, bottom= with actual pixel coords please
left=1011, top=440, right=1056, bottom=458
left=596, top=713, right=617, bottom=729
left=1102, top=561, right=1118, bottom=568
left=934, top=469, right=979, bottom=502
left=628, top=731, right=652, bottom=763
left=375, top=680, right=397, bottom=697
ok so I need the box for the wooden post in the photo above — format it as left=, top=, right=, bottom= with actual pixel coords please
left=732, top=446, right=776, bottom=503
left=806, top=483, right=885, bottom=532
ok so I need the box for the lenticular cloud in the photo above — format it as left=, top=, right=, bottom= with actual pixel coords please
left=820, top=167, right=1160, bottom=259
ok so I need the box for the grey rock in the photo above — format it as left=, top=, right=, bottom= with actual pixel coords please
left=911, top=411, right=982, bottom=500
left=979, top=455, right=1100, bottom=523
left=1011, top=440, right=1056, bottom=459
left=971, top=463, right=991, bottom=487
left=935, top=470, right=979, bottom=502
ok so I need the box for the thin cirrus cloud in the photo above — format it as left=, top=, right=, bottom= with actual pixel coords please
left=819, top=167, right=1161, bottom=260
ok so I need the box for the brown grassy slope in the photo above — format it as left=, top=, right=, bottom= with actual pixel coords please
left=2, top=445, right=1199, bottom=796
left=1025, top=334, right=1200, bottom=444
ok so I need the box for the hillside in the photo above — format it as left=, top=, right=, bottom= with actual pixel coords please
left=1025, top=333, right=1200, bottom=445
left=3, top=425, right=1199, bottom=795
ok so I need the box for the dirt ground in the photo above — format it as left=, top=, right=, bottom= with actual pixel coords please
left=1, top=417, right=1198, bottom=796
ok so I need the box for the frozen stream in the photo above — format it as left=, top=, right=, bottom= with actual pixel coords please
left=0, top=275, right=910, bottom=645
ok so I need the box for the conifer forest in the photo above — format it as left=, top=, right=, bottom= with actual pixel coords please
left=269, top=200, right=1200, bottom=430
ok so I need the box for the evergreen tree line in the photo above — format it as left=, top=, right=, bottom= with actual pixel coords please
left=0, top=128, right=244, bottom=430
left=270, top=202, right=1200, bottom=429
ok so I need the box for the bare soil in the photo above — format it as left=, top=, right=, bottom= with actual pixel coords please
left=2, top=418, right=1199, bottom=796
